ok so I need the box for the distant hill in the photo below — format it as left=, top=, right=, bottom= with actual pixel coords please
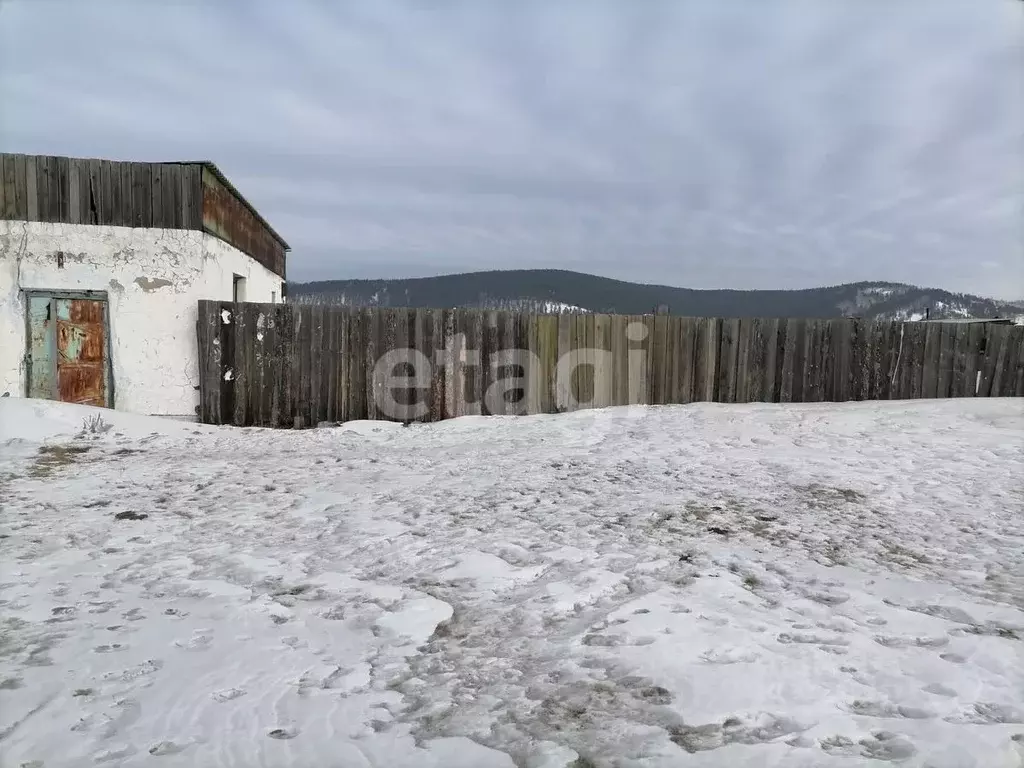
left=287, top=269, right=1024, bottom=320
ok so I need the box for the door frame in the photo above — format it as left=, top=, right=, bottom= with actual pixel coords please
left=23, top=289, right=115, bottom=408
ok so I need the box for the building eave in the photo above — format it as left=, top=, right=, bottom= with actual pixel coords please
left=163, top=160, right=290, bottom=252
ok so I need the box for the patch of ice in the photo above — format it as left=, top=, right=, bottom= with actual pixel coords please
left=547, top=568, right=626, bottom=612
left=440, top=552, right=546, bottom=592
left=374, top=597, right=454, bottom=646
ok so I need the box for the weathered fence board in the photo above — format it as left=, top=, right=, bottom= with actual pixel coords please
left=991, top=326, right=1012, bottom=397
left=1000, top=326, right=1024, bottom=397
left=197, top=304, right=1023, bottom=427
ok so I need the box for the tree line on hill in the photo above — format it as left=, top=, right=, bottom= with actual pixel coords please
left=286, top=269, right=1023, bottom=320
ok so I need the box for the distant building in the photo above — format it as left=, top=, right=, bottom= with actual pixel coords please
left=0, top=153, right=289, bottom=417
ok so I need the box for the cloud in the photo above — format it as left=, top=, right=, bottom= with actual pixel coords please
left=1, top=0, right=1021, bottom=297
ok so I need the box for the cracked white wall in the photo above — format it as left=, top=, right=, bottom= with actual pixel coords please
left=1, top=221, right=284, bottom=416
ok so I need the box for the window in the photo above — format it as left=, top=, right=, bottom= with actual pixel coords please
left=232, top=274, right=246, bottom=302
left=271, top=291, right=276, bottom=303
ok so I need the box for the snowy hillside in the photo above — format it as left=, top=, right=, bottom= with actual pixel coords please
left=287, top=270, right=1024, bottom=319
left=837, top=282, right=1021, bottom=321
left=1, top=398, right=1023, bottom=767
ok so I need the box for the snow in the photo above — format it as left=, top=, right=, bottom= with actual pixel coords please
left=861, top=286, right=897, bottom=298
left=1, top=397, right=1023, bottom=767
left=540, top=300, right=589, bottom=314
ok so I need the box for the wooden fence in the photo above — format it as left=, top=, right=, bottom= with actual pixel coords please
left=196, top=301, right=1024, bottom=427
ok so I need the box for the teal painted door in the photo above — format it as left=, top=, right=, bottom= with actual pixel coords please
left=26, top=295, right=56, bottom=400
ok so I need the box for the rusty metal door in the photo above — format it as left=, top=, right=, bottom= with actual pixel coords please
left=25, top=292, right=112, bottom=407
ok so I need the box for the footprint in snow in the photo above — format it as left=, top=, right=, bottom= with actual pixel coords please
left=801, top=589, right=851, bottom=606
left=820, top=732, right=917, bottom=761
left=93, top=644, right=128, bottom=653
left=777, top=632, right=849, bottom=647
left=842, top=700, right=935, bottom=719
left=105, top=659, right=164, bottom=683
left=670, top=713, right=809, bottom=753
left=670, top=723, right=723, bottom=753
left=907, top=604, right=977, bottom=625
left=944, top=703, right=1024, bottom=725
left=92, top=745, right=137, bottom=764
left=631, top=685, right=674, bottom=705
left=149, top=741, right=187, bottom=756
left=860, top=732, right=918, bottom=761
left=818, top=645, right=849, bottom=655
left=268, top=726, right=299, bottom=740
left=699, top=646, right=760, bottom=664
left=211, top=687, right=247, bottom=703
left=785, top=735, right=815, bottom=748
left=321, top=605, right=345, bottom=620
left=581, top=634, right=623, bottom=647
left=173, top=634, right=213, bottom=651
left=874, top=634, right=948, bottom=649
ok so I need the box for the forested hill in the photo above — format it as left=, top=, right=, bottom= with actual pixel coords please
left=288, top=269, right=1023, bottom=320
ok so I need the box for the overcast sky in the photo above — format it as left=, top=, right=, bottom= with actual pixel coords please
left=1, top=1, right=1021, bottom=297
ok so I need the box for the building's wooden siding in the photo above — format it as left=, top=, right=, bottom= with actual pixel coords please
left=0, top=154, right=202, bottom=230
left=201, top=167, right=286, bottom=279
left=0, top=154, right=287, bottom=279
left=196, top=304, right=1024, bottom=427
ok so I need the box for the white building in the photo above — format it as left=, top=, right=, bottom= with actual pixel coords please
left=0, top=154, right=289, bottom=417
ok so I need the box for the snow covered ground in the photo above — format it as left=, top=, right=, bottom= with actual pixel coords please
left=1, top=397, right=1022, bottom=768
